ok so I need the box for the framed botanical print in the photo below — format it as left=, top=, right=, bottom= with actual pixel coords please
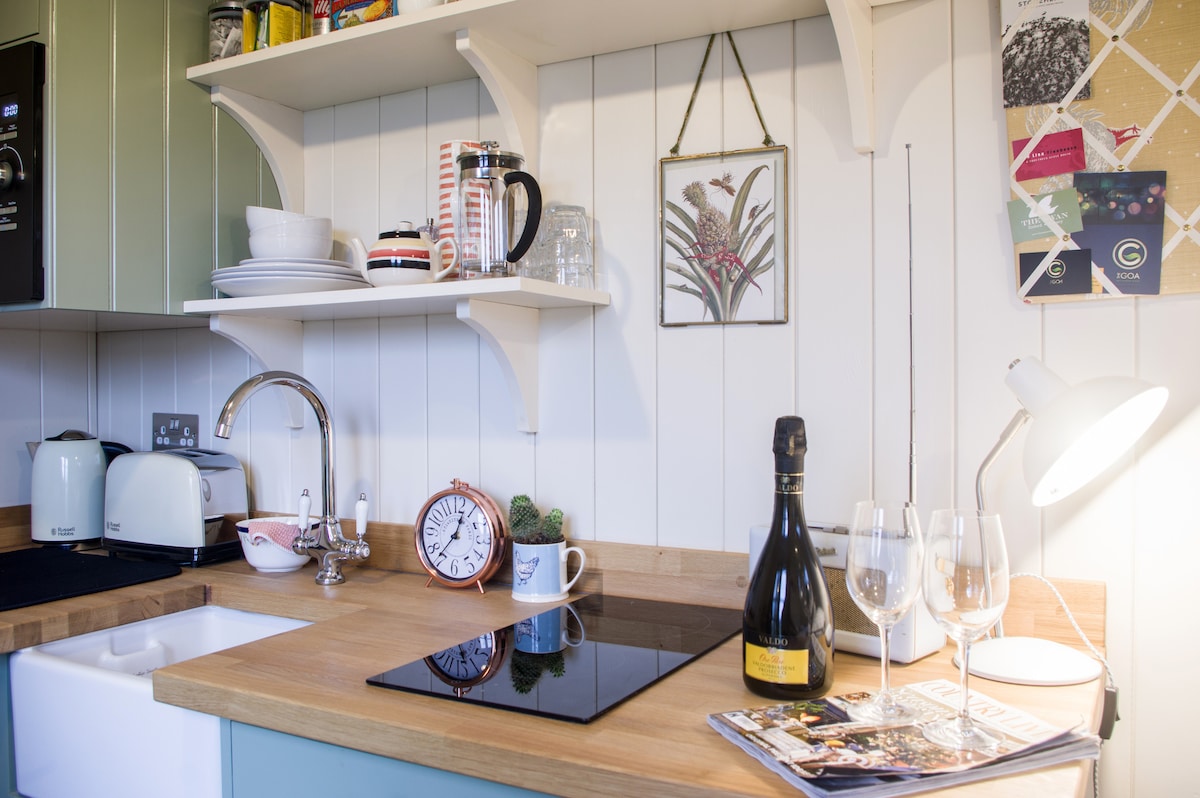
left=659, top=145, right=788, bottom=326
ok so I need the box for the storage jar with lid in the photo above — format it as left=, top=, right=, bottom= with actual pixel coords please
left=208, top=0, right=244, bottom=61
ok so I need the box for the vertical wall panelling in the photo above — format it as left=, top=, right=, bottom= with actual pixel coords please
left=379, top=88, right=430, bottom=236
left=332, top=318, right=381, bottom=520
left=214, top=111, right=259, bottom=277
left=332, top=98, right=383, bottom=247
left=377, top=317, right=431, bottom=527
left=177, top=327, right=218, bottom=451
left=39, top=330, right=93, bottom=440
left=948, top=0, right=1042, bottom=566
left=51, top=0, right=113, bottom=310
left=592, top=47, right=659, bottom=545
left=98, top=332, right=145, bottom=449
left=533, top=58, right=597, bottom=540
left=1128, top=295, right=1200, bottom=797
left=112, top=0, right=167, bottom=312
left=654, top=37, right=727, bottom=552
left=871, top=2, right=956, bottom=513
left=718, top=26, right=798, bottom=549
left=789, top=16, right=874, bottom=526
left=168, top=0, right=218, bottom=312
left=0, top=330, right=44, bottom=507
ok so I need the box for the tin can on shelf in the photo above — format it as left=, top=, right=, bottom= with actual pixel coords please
left=208, top=0, right=244, bottom=61
left=312, top=0, right=332, bottom=34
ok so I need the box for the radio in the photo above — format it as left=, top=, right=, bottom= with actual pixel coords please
left=750, top=523, right=944, bottom=663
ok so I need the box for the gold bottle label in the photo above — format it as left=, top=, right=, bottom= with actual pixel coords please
left=744, top=641, right=810, bottom=684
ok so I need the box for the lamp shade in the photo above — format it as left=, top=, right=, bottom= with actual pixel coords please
left=1005, top=357, right=1168, bottom=506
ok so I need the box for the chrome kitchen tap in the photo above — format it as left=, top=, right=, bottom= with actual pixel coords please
left=214, top=370, right=369, bottom=585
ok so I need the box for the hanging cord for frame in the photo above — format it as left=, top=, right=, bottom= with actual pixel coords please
left=669, top=32, right=775, bottom=157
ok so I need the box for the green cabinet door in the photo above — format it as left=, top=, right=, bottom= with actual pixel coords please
left=2, top=0, right=272, bottom=317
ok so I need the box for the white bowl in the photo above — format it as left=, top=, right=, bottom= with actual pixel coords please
left=246, top=205, right=318, bottom=230
left=237, top=517, right=314, bottom=573
left=252, top=217, right=333, bottom=238
left=248, top=230, right=334, bottom=260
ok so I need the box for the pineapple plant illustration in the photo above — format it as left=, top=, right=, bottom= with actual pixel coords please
left=663, top=163, right=776, bottom=322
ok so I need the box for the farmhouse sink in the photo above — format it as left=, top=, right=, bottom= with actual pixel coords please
left=10, top=605, right=310, bottom=798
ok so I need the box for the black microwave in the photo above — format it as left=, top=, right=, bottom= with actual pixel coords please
left=0, top=41, right=45, bottom=303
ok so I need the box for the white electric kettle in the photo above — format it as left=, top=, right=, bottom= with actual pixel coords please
left=31, top=429, right=107, bottom=545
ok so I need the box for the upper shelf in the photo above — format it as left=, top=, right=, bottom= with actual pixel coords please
left=187, top=0, right=899, bottom=184
left=186, top=0, right=830, bottom=112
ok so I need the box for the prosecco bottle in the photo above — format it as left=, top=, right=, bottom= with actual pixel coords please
left=743, top=416, right=834, bottom=698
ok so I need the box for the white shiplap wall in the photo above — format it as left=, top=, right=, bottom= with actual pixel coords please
left=1, top=4, right=1197, bottom=795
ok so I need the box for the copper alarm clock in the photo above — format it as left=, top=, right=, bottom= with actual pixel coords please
left=414, top=478, right=507, bottom=592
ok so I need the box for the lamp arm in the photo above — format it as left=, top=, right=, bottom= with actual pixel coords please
left=976, top=408, right=1032, bottom=514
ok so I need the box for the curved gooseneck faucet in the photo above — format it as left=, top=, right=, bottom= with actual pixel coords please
left=215, top=370, right=369, bottom=585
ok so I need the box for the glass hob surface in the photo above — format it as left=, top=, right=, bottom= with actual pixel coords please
left=366, top=594, right=741, bottom=723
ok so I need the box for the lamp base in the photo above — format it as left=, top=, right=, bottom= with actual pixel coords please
left=964, top=636, right=1103, bottom=686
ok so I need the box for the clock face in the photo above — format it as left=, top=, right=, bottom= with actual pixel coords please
left=428, top=633, right=497, bottom=684
left=418, top=492, right=496, bottom=583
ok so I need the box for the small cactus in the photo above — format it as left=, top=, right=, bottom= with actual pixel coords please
left=508, top=495, right=565, bottom=545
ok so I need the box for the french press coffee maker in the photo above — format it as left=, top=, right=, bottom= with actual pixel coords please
left=455, top=142, right=542, bottom=279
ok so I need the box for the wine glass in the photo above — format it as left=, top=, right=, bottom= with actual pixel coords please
left=921, top=508, right=1010, bottom=751
left=845, top=501, right=924, bottom=724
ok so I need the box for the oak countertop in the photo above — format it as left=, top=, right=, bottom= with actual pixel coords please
left=0, top=549, right=1105, bottom=798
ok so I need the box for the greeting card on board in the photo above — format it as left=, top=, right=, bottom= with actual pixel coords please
left=1072, top=171, right=1166, bottom=295
left=1019, top=249, right=1093, bottom=296
left=1007, top=188, right=1083, bottom=244
left=1011, top=129, right=1086, bottom=181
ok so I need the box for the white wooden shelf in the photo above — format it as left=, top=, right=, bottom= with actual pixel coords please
left=184, top=278, right=609, bottom=433
left=186, top=0, right=903, bottom=209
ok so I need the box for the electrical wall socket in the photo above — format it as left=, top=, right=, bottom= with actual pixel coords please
left=151, top=412, right=200, bottom=451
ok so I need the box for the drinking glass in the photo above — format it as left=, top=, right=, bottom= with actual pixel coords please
left=921, top=509, right=1010, bottom=751
left=845, top=501, right=924, bottom=724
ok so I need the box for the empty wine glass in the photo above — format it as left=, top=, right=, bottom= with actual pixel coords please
left=845, top=501, right=924, bottom=724
left=921, top=508, right=1010, bottom=751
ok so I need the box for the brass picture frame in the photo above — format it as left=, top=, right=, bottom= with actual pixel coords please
left=659, top=145, right=788, bottom=326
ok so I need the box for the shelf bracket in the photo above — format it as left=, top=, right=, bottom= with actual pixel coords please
left=827, top=0, right=875, bottom=154
left=209, top=85, right=306, bottom=212
left=209, top=314, right=307, bottom=428
left=456, top=298, right=539, bottom=433
left=455, top=28, right=539, bottom=168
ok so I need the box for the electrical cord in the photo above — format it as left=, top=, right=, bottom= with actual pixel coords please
left=1010, top=572, right=1116, bottom=798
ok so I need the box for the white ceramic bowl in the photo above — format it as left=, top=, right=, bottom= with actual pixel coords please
left=246, top=205, right=317, bottom=230
left=251, top=217, right=333, bottom=238
left=237, top=517, right=314, bottom=573
left=248, top=229, right=334, bottom=260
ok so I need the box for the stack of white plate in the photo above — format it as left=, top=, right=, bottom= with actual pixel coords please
left=211, top=259, right=368, bottom=297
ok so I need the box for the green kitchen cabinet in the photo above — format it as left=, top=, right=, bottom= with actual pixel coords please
left=223, top=721, right=554, bottom=798
left=0, top=0, right=275, bottom=320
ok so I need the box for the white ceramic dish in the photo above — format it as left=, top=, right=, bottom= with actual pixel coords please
left=246, top=205, right=318, bottom=229
left=237, top=516, right=313, bottom=572
left=236, top=257, right=356, bottom=271
left=249, top=230, right=333, bottom=260
left=212, top=273, right=368, bottom=297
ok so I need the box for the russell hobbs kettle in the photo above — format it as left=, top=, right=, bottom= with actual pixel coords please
left=31, top=430, right=108, bottom=545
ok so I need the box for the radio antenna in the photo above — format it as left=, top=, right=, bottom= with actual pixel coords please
left=906, top=143, right=917, bottom=507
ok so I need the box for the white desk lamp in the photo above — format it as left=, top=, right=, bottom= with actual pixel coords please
left=969, top=356, right=1168, bottom=685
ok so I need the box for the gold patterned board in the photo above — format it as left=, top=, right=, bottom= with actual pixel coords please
left=1005, top=0, right=1200, bottom=302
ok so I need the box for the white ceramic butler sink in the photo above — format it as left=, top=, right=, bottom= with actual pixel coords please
left=10, top=606, right=310, bottom=798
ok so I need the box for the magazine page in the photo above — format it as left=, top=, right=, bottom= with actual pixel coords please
left=708, top=679, right=1099, bottom=796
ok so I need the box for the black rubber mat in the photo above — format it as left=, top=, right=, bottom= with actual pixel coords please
left=0, top=547, right=181, bottom=611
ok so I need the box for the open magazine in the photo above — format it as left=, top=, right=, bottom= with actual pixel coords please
left=708, top=679, right=1100, bottom=797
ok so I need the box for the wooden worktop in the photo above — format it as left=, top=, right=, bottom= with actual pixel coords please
left=0, top=529, right=1106, bottom=798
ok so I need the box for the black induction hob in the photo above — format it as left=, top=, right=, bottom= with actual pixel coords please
left=366, top=594, right=742, bottom=723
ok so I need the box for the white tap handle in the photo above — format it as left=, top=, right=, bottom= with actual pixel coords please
left=298, top=489, right=312, bottom=532
left=355, top=493, right=368, bottom=540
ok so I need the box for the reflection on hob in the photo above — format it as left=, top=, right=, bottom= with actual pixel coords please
left=366, top=594, right=741, bottom=723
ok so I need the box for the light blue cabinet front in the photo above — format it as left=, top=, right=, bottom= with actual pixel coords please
left=223, top=721, right=555, bottom=798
